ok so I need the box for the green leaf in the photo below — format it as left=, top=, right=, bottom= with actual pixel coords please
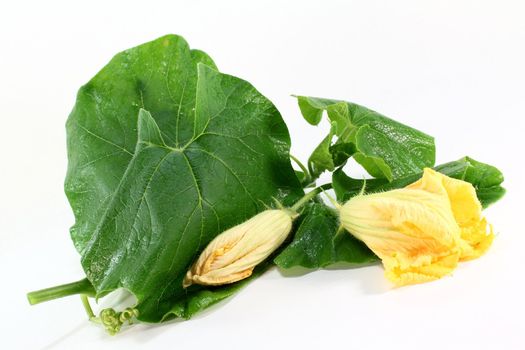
left=308, top=134, right=334, bottom=180
left=296, top=96, right=435, bottom=180
left=307, top=127, right=357, bottom=181
left=65, top=35, right=303, bottom=322
left=330, top=141, right=357, bottom=168
left=65, top=35, right=218, bottom=252
left=296, top=95, right=330, bottom=125
left=274, top=203, right=378, bottom=269
left=333, top=156, right=505, bottom=208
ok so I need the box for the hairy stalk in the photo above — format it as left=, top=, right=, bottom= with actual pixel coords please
left=27, top=278, right=95, bottom=305
left=290, top=154, right=312, bottom=186
left=320, top=187, right=341, bottom=209
left=291, top=183, right=333, bottom=212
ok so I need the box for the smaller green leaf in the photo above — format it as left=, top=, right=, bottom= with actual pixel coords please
left=307, top=129, right=357, bottom=182
left=329, top=141, right=357, bottom=168
left=308, top=134, right=334, bottom=180
left=274, top=203, right=378, bottom=270
left=296, top=96, right=436, bottom=181
left=296, top=96, right=335, bottom=125
left=332, top=156, right=505, bottom=208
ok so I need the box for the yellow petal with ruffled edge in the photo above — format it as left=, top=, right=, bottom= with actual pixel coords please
left=340, top=168, right=494, bottom=286
left=341, top=187, right=461, bottom=285
left=407, top=168, right=494, bottom=261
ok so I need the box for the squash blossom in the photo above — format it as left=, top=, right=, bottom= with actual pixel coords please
left=183, top=209, right=296, bottom=287
left=340, top=168, right=494, bottom=286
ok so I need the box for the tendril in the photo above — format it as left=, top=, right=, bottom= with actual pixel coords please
left=96, top=307, right=140, bottom=335
left=119, top=308, right=140, bottom=325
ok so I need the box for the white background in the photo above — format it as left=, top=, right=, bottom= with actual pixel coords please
left=1, top=0, right=524, bottom=349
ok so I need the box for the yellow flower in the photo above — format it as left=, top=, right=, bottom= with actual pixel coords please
left=183, top=209, right=295, bottom=287
left=340, top=168, right=494, bottom=286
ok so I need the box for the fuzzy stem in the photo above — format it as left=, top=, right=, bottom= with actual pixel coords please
left=290, top=154, right=312, bottom=185
left=27, top=278, right=95, bottom=305
left=291, top=183, right=333, bottom=211
left=321, top=188, right=341, bottom=209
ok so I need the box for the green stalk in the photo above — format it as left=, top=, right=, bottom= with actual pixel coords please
left=290, top=154, right=312, bottom=185
left=80, top=294, right=96, bottom=320
left=27, top=278, right=95, bottom=305
left=290, top=154, right=308, bottom=175
left=291, top=183, right=333, bottom=212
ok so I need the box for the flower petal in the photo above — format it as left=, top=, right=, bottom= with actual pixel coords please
left=407, top=168, right=494, bottom=260
left=383, top=251, right=460, bottom=286
left=340, top=167, right=495, bottom=286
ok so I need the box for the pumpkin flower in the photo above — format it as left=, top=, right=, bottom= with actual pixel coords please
left=340, top=168, right=494, bottom=286
left=184, top=209, right=296, bottom=287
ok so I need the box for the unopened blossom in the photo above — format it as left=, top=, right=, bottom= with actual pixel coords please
left=183, top=209, right=296, bottom=287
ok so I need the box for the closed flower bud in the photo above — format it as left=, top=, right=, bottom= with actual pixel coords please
left=340, top=168, right=494, bottom=286
left=184, top=209, right=296, bottom=287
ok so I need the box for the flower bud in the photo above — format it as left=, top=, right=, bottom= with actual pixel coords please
left=184, top=209, right=296, bottom=287
left=340, top=168, right=494, bottom=286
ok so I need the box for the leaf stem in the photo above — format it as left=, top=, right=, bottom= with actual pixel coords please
left=290, top=154, right=308, bottom=176
left=27, top=278, right=95, bottom=305
left=321, top=188, right=342, bottom=210
left=290, top=154, right=312, bottom=186
left=291, top=183, right=333, bottom=212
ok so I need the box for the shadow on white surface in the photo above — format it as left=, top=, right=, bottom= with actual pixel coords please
left=112, top=293, right=241, bottom=344
left=276, top=263, right=390, bottom=294
left=41, top=322, right=89, bottom=350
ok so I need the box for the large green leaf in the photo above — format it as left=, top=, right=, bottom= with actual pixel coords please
left=333, top=157, right=505, bottom=208
left=274, top=203, right=378, bottom=270
left=66, top=35, right=218, bottom=252
left=296, top=96, right=435, bottom=181
left=65, top=35, right=303, bottom=322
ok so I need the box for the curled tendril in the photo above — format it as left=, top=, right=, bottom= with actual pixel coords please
left=119, top=308, right=140, bottom=325
left=100, top=308, right=122, bottom=335
left=98, top=307, right=139, bottom=335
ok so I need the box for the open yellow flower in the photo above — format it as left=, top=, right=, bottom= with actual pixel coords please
left=340, top=168, right=494, bottom=286
left=183, top=209, right=296, bottom=287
